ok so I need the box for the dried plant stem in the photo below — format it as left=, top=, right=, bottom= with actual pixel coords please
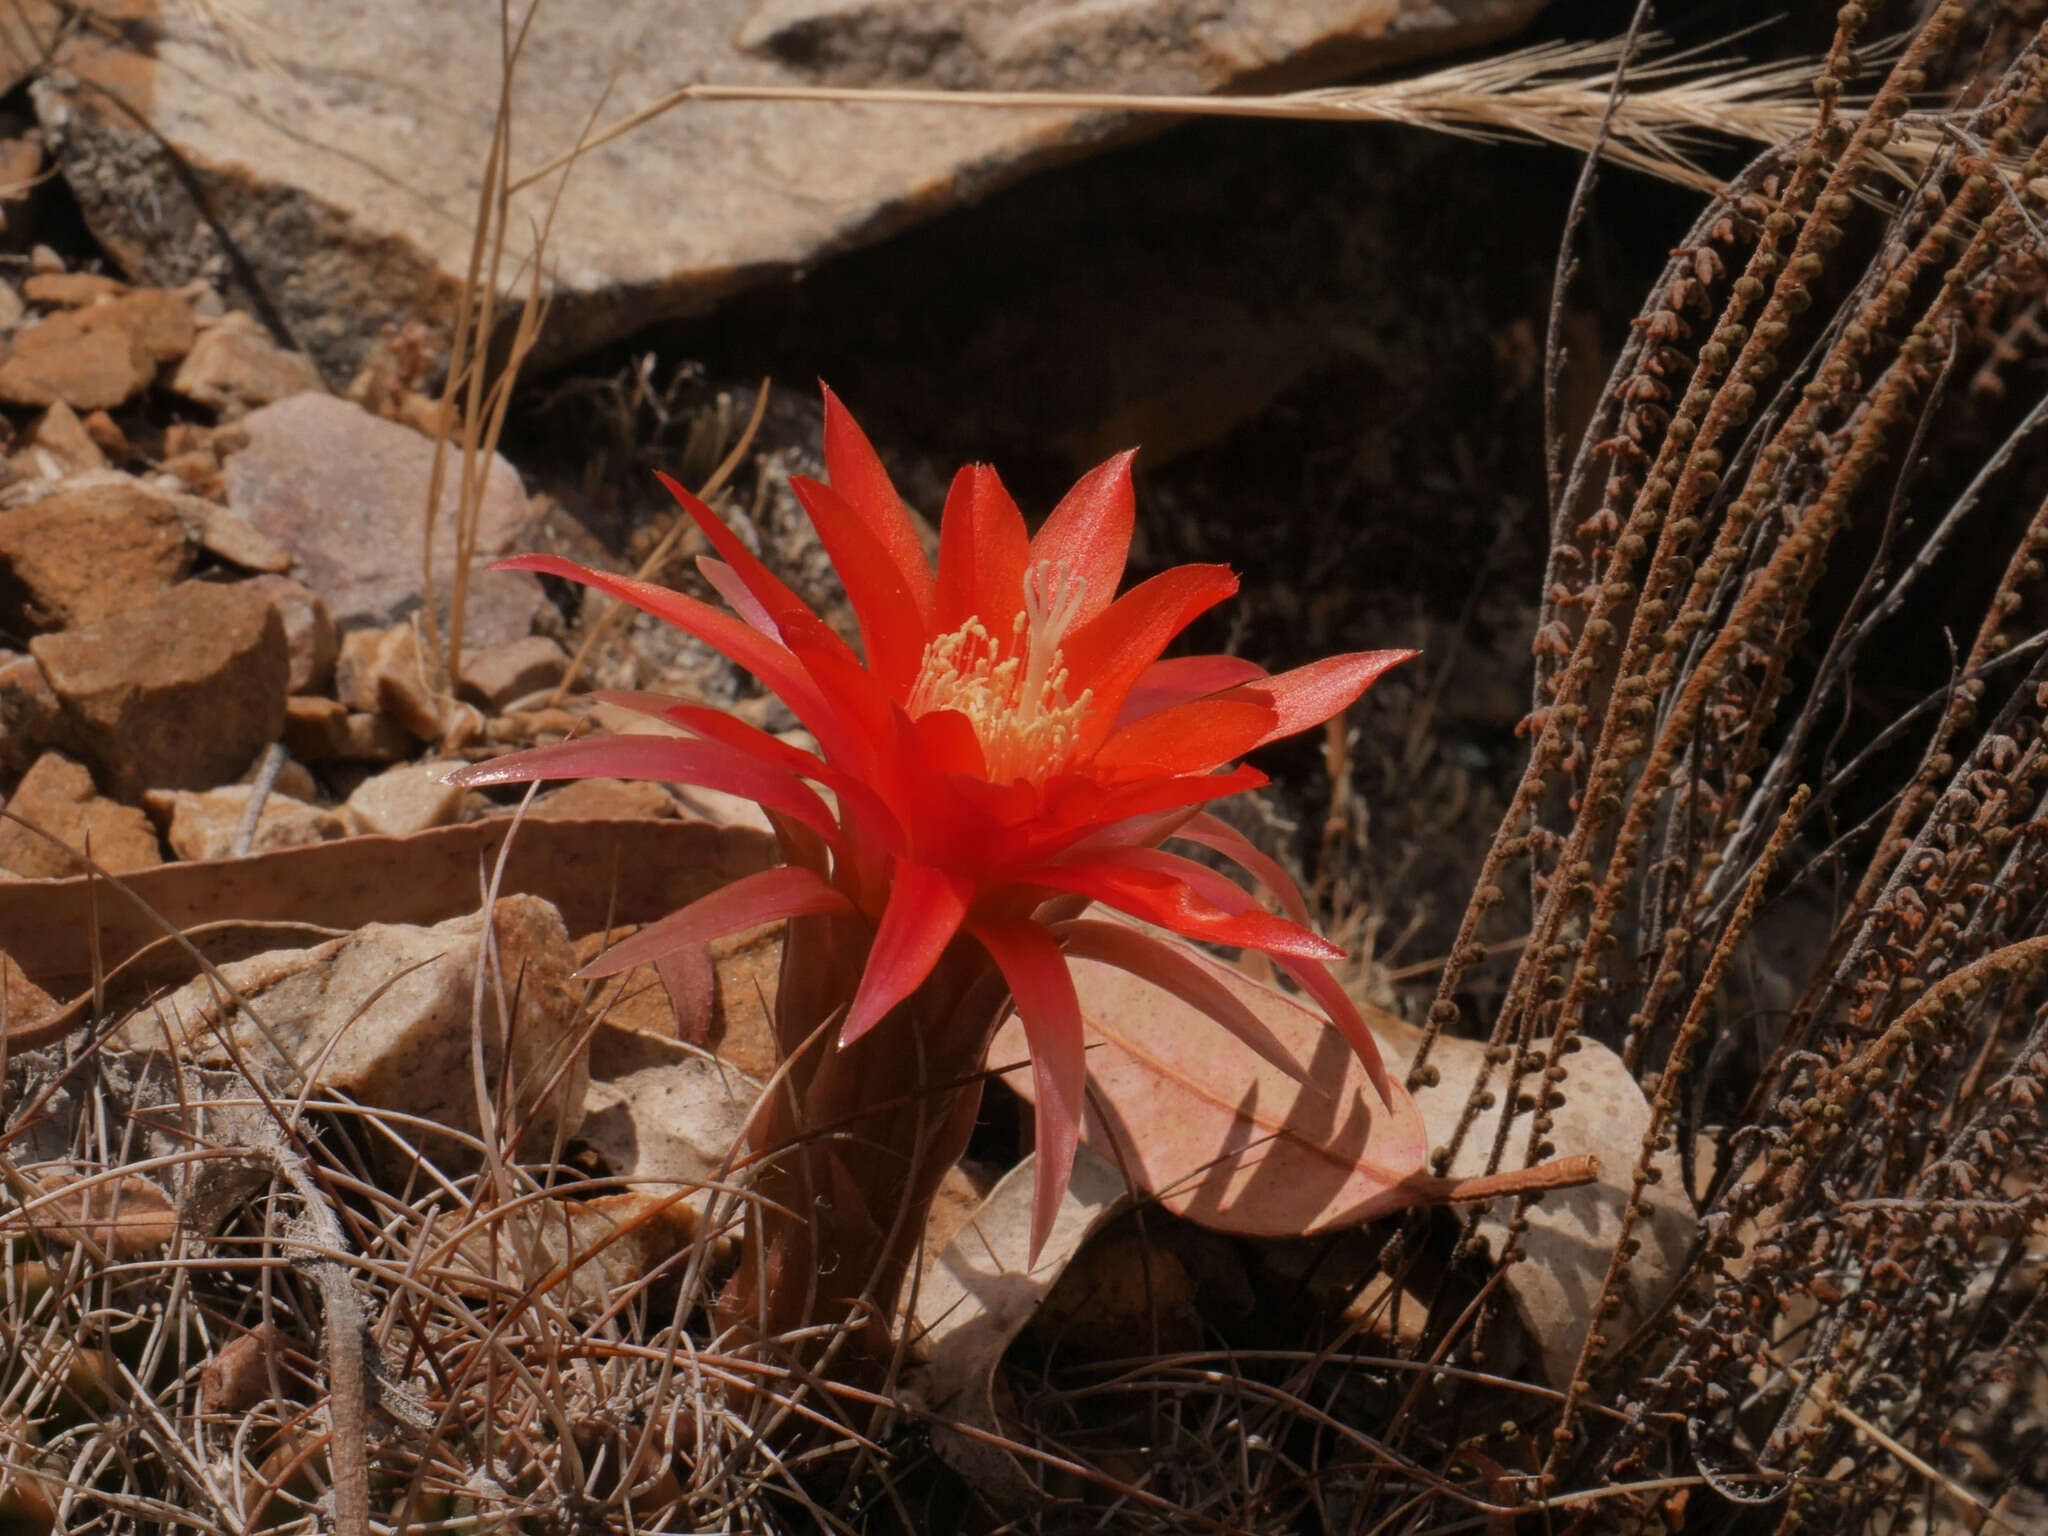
left=513, top=37, right=1832, bottom=200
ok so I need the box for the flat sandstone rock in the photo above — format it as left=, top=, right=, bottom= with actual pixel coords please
left=31, top=0, right=1543, bottom=378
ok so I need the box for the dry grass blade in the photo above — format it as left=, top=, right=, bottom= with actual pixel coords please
left=514, top=33, right=1834, bottom=199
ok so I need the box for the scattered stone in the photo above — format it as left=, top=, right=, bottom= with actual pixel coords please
left=81, top=408, right=127, bottom=457
left=169, top=310, right=322, bottom=415
left=337, top=711, right=412, bottom=762
left=156, top=418, right=244, bottom=498
left=458, top=634, right=568, bottom=711
left=0, top=749, right=162, bottom=877
left=0, top=301, right=154, bottom=409
left=1, top=950, right=57, bottom=1029
left=8, top=400, right=107, bottom=480
left=0, top=478, right=190, bottom=631
left=117, top=896, right=589, bottom=1165
left=341, top=759, right=464, bottom=836
left=235, top=747, right=318, bottom=803
left=335, top=621, right=443, bottom=740
left=144, top=783, right=344, bottom=860
left=224, top=394, right=540, bottom=645
left=28, top=580, right=288, bottom=798
left=280, top=693, right=347, bottom=759
left=529, top=777, right=676, bottom=821
left=0, top=650, right=67, bottom=772
left=102, top=286, right=196, bottom=364
left=241, top=574, right=335, bottom=693
left=31, top=0, right=1540, bottom=378
left=282, top=696, right=410, bottom=764
left=192, top=501, right=293, bottom=573
left=0, top=131, right=41, bottom=242
left=26, top=243, right=60, bottom=274
left=0, top=280, right=22, bottom=331
left=23, top=271, right=126, bottom=306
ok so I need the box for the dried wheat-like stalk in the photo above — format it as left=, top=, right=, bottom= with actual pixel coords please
left=515, top=34, right=1837, bottom=199
left=1363, top=2, right=2048, bottom=1529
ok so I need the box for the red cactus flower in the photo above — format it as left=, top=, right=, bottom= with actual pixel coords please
left=452, top=388, right=1412, bottom=1259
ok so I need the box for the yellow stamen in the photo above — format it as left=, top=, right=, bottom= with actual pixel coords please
left=907, top=559, right=1095, bottom=784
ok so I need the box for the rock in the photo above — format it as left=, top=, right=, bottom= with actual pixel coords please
left=241, top=574, right=335, bottom=692
left=342, top=760, right=464, bottom=836
left=144, top=783, right=344, bottom=860
left=191, top=501, right=293, bottom=573
left=235, top=747, right=319, bottom=804
left=0, top=301, right=154, bottom=409
left=223, top=394, right=541, bottom=646
left=280, top=693, right=344, bottom=758
left=31, top=0, right=1544, bottom=378
left=0, top=280, right=20, bottom=331
left=529, top=777, right=676, bottom=821
left=0, top=130, right=41, bottom=244
left=458, top=634, right=568, bottom=712
left=0, top=750, right=162, bottom=877
left=116, top=895, right=589, bottom=1164
left=282, top=695, right=410, bottom=764
left=0, top=479, right=191, bottom=631
left=28, top=580, right=289, bottom=798
left=23, top=271, right=126, bottom=306
left=102, top=287, right=196, bottom=364
left=169, top=310, right=322, bottom=415
left=0, top=650, right=67, bottom=771
left=1, top=950, right=57, bottom=1029
left=334, top=621, right=443, bottom=740
left=81, top=409, right=128, bottom=457
left=8, top=400, right=107, bottom=480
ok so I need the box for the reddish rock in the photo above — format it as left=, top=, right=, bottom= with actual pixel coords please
left=28, top=580, right=289, bottom=798
left=458, top=634, right=568, bottom=712
left=0, top=649, right=68, bottom=771
left=171, top=311, right=322, bottom=416
left=8, top=400, right=107, bottom=480
left=103, top=287, right=197, bottom=364
left=335, top=621, right=443, bottom=740
left=145, top=783, right=344, bottom=860
left=0, top=479, right=191, bottom=631
left=281, top=694, right=408, bottom=763
left=336, top=710, right=412, bottom=762
left=0, top=951, right=57, bottom=1029
left=0, top=302, right=154, bottom=409
left=224, top=393, right=540, bottom=646
left=191, top=500, right=293, bottom=573
left=0, top=280, right=21, bottom=331
left=0, top=131, right=41, bottom=247
left=23, top=271, right=126, bottom=307
left=0, top=749, right=162, bottom=877
left=342, top=760, right=463, bottom=836
left=81, top=409, right=128, bottom=456
left=242, top=574, right=336, bottom=692
left=530, top=777, right=676, bottom=821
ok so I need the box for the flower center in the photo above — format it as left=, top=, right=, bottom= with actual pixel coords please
left=907, top=560, right=1095, bottom=784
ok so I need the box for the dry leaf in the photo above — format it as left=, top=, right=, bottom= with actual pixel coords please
left=993, top=949, right=1431, bottom=1236
left=992, top=930, right=1683, bottom=1383
left=911, top=1145, right=1129, bottom=1499
left=7, top=1169, right=178, bottom=1257
left=2, top=816, right=774, bottom=1002
left=577, top=1018, right=763, bottom=1223
left=1375, top=1009, right=1696, bottom=1386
